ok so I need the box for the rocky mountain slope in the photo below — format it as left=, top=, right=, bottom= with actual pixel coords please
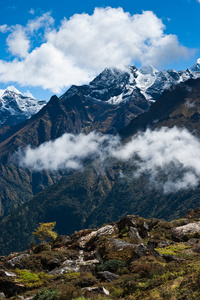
left=1, top=77, right=200, bottom=254
left=0, top=86, right=46, bottom=129
left=0, top=208, right=200, bottom=299
left=1, top=60, right=200, bottom=217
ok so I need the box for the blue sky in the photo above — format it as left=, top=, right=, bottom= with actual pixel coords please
left=0, top=0, right=200, bottom=100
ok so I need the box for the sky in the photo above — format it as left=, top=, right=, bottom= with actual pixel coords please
left=0, top=0, right=200, bottom=100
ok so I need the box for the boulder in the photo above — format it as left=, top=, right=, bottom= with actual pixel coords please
left=78, top=225, right=116, bottom=249
left=128, top=227, right=143, bottom=244
left=82, top=286, right=110, bottom=296
left=97, top=271, right=119, bottom=282
left=171, top=221, right=200, bottom=240
left=5, top=253, right=29, bottom=269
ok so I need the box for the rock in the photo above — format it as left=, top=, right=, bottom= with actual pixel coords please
left=52, top=235, right=72, bottom=249
left=128, top=227, right=143, bottom=244
left=42, top=258, right=60, bottom=271
left=48, top=253, right=100, bottom=275
left=110, top=239, right=133, bottom=250
left=129, top=243, right=160, bottom=262
left=158, top=241, right=170, bottom=248
left=0, top=270, right=16, bottom=277
left=171, top=221, right=200, bottom=240
left=5, top=253, right=29, bottom=269
left=0, top=277, right=26, bottom=297
left=117, top=216, right=137, bottom=232
left=187, top=238, right=198, bottom=246
left=33, top=243, right=51, bottom=254
left=78, top=225, right=116, bottom=249
left=0, top=292, right=5, bottom=298
left=193, top=245, right=200, bottom=253
left=97, top=271, right=119, bottom=282
left=82, top=286, right=110, bottom=296
left=162, top=255, right=185, bottom=262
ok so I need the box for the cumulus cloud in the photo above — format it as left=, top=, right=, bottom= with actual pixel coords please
left=6, top=26, right=30, bottom=58
left=0, top=8, right=192, bottom=92
left=15, top=126, right=200, bottom=194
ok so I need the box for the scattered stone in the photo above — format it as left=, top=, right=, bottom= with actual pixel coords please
left=97, top=271, right=119, bottom=282
left=82, top=286, right=110, bottom=296
left=5, top=253, right=29, bottom=269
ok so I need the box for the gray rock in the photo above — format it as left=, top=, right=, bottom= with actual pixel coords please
left=78, top=225, right=116, bottom=248
left=0, top=292, right=5, bottom=298
left=97, top=271, right=119, bottom=282
left=82, top=286, right=110, bottom=296
left=110, top=239, right=133, bottom=250
left=129, top=227, right=143, bottom=244
left=0, top=270, right=16, bottom=277
left=5, top=253, right=29, bottom=269
left=171, top=221, right=200, bottom=240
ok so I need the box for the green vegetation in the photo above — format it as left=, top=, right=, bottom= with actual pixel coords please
left=33, top=222, right=58, bottom=242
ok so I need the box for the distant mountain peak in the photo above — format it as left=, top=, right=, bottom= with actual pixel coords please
left=4, top=86, right=23, bottom=95
left=190, top=58, right=200, bottom=72
left=0, top=86, right=46, bottom=128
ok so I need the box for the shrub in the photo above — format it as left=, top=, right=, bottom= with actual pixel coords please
left=33, top=289, right=59, bottom=300
left=97, top=259, right=126, bottom=273
left=16, top=269, right=50, bottom=288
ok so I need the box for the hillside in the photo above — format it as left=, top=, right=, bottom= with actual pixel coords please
left=1, top=77, right=200, bottom=253
left=0, top=209, right=200, bottom=299
left=1, top=61, right=200, bottom=216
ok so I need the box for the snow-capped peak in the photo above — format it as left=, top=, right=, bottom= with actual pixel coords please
left=0, top=86, right=46, bottom=128
left=5, top=86, right=23, bottom=95
left=190, top=58, right=200, bottom=72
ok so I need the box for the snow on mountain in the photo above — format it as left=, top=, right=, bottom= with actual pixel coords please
left=77, top=58, right=200, bottom=106
left=0, top=86, right=46, bottom=128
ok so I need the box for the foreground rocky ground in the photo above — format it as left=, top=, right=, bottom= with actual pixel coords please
left=1, top=208, right=200, bottom=300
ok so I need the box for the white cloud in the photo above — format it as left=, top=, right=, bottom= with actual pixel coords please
left=6, top=26, right=30, bottom=58
left=111, top=127, right=200, bottom=193
left=29, top=8, right=35, bottom=15
left=26, top=12, right=54, bottom=34
left=0, top=24, right=9, bottom=33
left=15, top=126, right=200, bottom=194
left=16, top=131, right=119, bottom=171
left=0, top=8, right=192, bottom=93
left=24, top=90, right=35, bottom=98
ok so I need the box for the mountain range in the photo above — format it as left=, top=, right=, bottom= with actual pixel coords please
left=1, top=60, right=200, bottom=253
left=1, top=69, right=200, bottom=253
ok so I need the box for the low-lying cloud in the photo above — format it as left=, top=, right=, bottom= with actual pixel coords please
left=0, top=8, right=192, bottom=92
left=15, top=127, right=200, bottom=194
left=17, top=132, right=119, bottom=172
